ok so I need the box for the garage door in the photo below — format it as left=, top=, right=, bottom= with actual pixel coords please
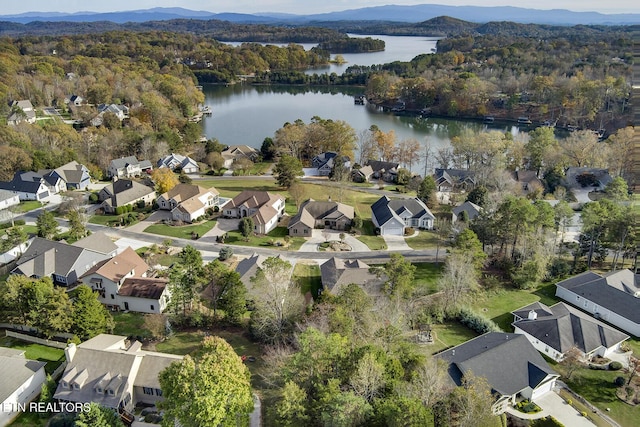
left=531, top=379, right=555, bottom=400
left=383, top=226, right=403, bottom=236
left=37, top=191, right=49, bottom=200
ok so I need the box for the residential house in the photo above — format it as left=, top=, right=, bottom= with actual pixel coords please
left=366, top=160, right=400, bottom=182
left=222, top=190, right=285, bottom=234
left=555, top=269, right=640, bottom=337
left=311, top=152, right=351, bottom=177
left=7, top=100, right=37, bottom=126
left=221, top=145, right=259, bottom=168
left=157, top=184, right=219, bottom=223
left=565, top=167, right=613, bottom=190
left=371, top=196, right=435, bottom=236
left=319, top=257, right=385, bottom=294
left=158, top=153, right=199, bottom=174
left=511, top=170, right=544, bottom=195
left=67, top=95, right=84, bottom=106
left=351, top=165, right=374, bottom=183
left=512, top=302, right=629, bottom=362
left=11, top=237, right=110, bottom=287
left=107, top=156, right=153, bottom=179
left=0, top=348, right=47, bottom=426
left=434, top=168, right=476, bottom=192
left=43, top=161, right=92, bottom=190
left=81, top=247, right=170, bottom=313
left=234, top=253, right=292, bottom=288
left=0, top=171, right=51, bottom=201
left=72, top=231, right=119, bottom=258
left=436, top=332, right=559, bottom=414
left=39, top=170, right=67, bottom=194
left=91, top=104, right=130, bottom=126
left=99, top=179, right=155, bottom=214
left=288, top=199, right=355, bottom=237
left=0, top=189, right=20, bottom=211
left=451, top=201, right=482, bottom=223
left=54, top=334, right=183, bottom=421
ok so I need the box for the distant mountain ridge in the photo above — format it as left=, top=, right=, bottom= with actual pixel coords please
left=1, top=4, right=638, bottom=26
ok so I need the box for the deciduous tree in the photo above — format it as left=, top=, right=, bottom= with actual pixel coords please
left=273, top=154, right=303, bottom=189
left=151, top=167, right=179, bottom=194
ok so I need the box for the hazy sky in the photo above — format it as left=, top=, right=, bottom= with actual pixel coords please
left=3, top=0, right=638, bottom=15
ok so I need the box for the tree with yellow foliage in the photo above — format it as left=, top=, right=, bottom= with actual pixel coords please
left=151, top=167, right=179, bottom=194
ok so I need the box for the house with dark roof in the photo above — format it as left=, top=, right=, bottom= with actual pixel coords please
left=80, top=247, right=170, bottom=314
left=511, top=170, right=544, bottom=195
left=72, top=231, right=119, bottom=257
left=222, top=190, right=285, bottom=234
left=0, top=171, right=51, bottom=201
left=98, top=179, right=155, bottom=213
left=288, top=199, right=355, bottom=236
left=436, top=332, right=559, bottom=414
left=107, top=156, right=153, bottom=179
left=157, top=184, right=219, bottom=223
left=512, top=302, right=629, bottom=362
left=311, top=152, right=351, bottom=176
left=157, top=153, right=199, bottom=174
left=351, top=165, right=374, bottom=183
left=451, top=201, right=482, bottom=223
left=366, top=160, right=400, bottom=182
left=555, top=269, right=640, bottom=337
left=434, top=168, right=477, bottom=192
left=43, top=161, right=91, bottom=190
left=54, top=334, right=183, bottom=423
left=319, top=257, right=385, bottom=294
left=0, top=347, right=47, bottom=426
left=371, top=196, right=434, bottom=236
left=11, top=237, right=110, bottom=287
left=234, top=253, right=292, bottom=288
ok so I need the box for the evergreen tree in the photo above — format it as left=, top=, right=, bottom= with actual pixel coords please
left=72, top=285, right=114, bottom=340
left=36, top=210, right=59, bottom=239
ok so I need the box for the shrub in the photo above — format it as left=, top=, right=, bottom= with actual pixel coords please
left=457, top=307, right=500, bottom=334
left=404, top=227, right=414, bottom=236
left=614, top=376, right=626, bottom=387
left=89, top=192, right=99, bottom=203
left=137, top=200, right=146, bottom=209
left=218, top=246, right=233, bottom=261
left=609, top=361, right=622, bottom=370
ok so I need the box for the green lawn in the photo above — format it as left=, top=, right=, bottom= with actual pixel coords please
left=9, top=411, right=49, bottom=427
left=556, top=366, right=640, bottom=427
left=406, top=230, right=440, bottom=250
left=144, top=220, right=217, bottom=239
left=428, top=321, right=479, bottom=354
left=112, top=312, right=151, bottom=339
left=14, top=201, right=43, bottom=213
left=293, top=262, right=322, bottom=299
left=224, top=227, right=305, bottom=251
left=356, top=220, right=387, bottom=250
left=155, top=331, right=205, bottom=355
left=0, top=336, right=65, bottom=374
left=413, top=262, right=444, bottom=294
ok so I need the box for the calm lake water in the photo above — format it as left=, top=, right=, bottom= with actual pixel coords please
left=205, top=35, right=524, bottom=163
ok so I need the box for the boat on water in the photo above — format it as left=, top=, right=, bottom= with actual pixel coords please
left=483, top=116, right=495, bottom=124
left=517, top=116, right=532, bottom=125
left=199, top=105, right=213, bottom=115
left=354, top=95, right=366, bottom=105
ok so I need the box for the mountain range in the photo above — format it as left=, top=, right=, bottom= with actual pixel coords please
left=1, top=5, right=638, bottom=26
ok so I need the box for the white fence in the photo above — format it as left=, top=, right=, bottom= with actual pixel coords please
left=4, top=330, right=68, bottom=349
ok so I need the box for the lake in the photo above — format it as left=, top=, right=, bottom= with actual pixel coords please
left=204, top=35, right=525, bottom=167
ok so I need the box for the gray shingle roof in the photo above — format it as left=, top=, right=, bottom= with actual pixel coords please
left=436, top=332, right=557, bottom=396
left=371, top=196, right=434, bottom=227
left=556, top=269, right=640, bottom=323
left=0, top=349, right=46, bottom=404
left=512, top=302, right=629, bottom=355
left=288, top=199, right=355, bottom=229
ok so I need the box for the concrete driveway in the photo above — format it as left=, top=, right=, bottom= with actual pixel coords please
left=382, top=234, right=411, bottom=251
left=505, top=391, right=595, bottom=427
left=125, top=210, right=171, bottom=232
left=202, top=217, right=240, bottom=238
left=299, top=229, right=370, bottom=252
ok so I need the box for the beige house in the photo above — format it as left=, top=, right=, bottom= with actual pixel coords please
left=222, top=190, right=285, bottom=234
left=54, top=335, right=183, bottom=422
left=99, top=179, right=155, bottom=213
left=288, top=199, right=355, bottom=236
left=81, top=247, right=170, bottom=314
left=157, top=184, right=220, bottom=223
left=221, top=145, right=259, bottom=168
left=320, top=257, right=385, bottom=294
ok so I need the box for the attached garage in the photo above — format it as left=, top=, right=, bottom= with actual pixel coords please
left=381, top=224, right=404, bottom=236
left=36, top=191, right=49, bottom=200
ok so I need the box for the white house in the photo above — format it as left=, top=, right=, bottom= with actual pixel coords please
left=222, top=190, right=285, bottom=234
left=157, top=184, right=219, bottom=223
left=0, top=189, right=20, bottom=211
left=371, top=196, right=434, bottom=236
left=555, top=269, right=640, bottom=337
left=0, top=348, right=47, bottom=426
left=80, top=247, right=170, bottom=314
left=158, top=153, right=199, bottom=174
left=0, top=171, right=51, bottom=201
left=107, top=156, right=153, bottom=179
left=512, top=301, right=629, bottom=362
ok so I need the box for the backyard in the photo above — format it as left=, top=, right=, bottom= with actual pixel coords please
left=143, top=219, right=217, bottom=239
left=0, top=335, right=65, bottom=375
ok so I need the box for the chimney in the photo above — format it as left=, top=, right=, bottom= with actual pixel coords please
left=65, top=342, right=77, bottom=362
left=528, top=310, right=538, bottom=320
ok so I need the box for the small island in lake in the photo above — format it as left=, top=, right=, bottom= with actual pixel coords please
left=316, top=36, right=385, bottom=53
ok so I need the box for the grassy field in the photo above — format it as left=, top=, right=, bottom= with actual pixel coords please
left=406, top=230, right=440, bottom=250
left=13, top=201, right=42, bottom=213
left=413, top=262, right=444, bottom=294
left=224, top=227, right=305, bottom=251
left=144, top=220, right=217, bottom=239
left=112, top=312, right=151, bottom=339
left=0, top=336, right=65, bottom=374
left=356, top=219, right=387, bottom=250
left=427, top=321, right=479, bottom=355
left=293, top=262, right=322, bottom=299
left=9, top=411, right=49, bottom=427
